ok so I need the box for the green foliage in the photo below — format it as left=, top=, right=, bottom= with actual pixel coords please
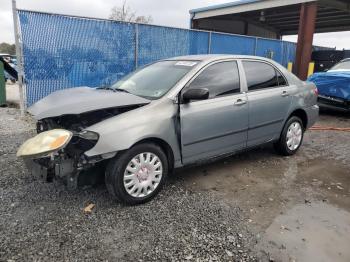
left=0, top=43, right=16, bottom=55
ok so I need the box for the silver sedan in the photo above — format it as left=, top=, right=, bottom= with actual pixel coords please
left=17, top=55, right=319, bottom=204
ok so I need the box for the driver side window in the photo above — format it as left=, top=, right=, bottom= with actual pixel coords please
left=187, top=61, right=241, bottom=99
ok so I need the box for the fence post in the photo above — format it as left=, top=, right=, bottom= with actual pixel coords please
left=135, top=23, right=139, bottom=69
left=0, top=62, right=6, bottom=106
left=12, top=0, right=26, bottom=115
left=254, top=37, right=258, bottom=56
left=281, top=40, right=286, bottom=67
left=208, top=32, right=212, bottom=54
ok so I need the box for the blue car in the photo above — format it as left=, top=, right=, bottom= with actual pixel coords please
left=308, top=59, right=350, bottom=112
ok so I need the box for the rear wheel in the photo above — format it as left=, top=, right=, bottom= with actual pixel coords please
left=105, top=143, right=168, bottom=205
left=274, top=116, right=304, bottom=156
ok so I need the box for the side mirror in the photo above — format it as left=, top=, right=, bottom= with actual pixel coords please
left=182, top=88, right=209, bottom=103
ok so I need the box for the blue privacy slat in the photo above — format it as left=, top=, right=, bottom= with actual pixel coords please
left=137, top=25, right=209, bottom=66
left=210, top=33, right=255, bottom=55
left=282, top=41, right=297, bottom=67
left=256, top=38, right=283, bottom=64
left=18, top=10, right=323, bottom=106
left=18, top=11, right=135, bottom=106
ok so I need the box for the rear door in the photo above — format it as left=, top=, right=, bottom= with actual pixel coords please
left=180, top=60, right=248, bottom=164
left=242, top=60, right=293, bottom=147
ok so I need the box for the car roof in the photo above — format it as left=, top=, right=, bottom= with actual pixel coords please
left=166, top=54, right=303, bottom=86
left=167, top=54, right=274, bottom=62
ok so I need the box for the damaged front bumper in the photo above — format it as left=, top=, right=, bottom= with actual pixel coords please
left=18, top=129, right=112, bottom=189
left=24, top=156, right=78, bottom=189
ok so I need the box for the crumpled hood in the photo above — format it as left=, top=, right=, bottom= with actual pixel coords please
left=308, top=71, right=350, bottom=100
left=28, top=87, right=151, bottom=120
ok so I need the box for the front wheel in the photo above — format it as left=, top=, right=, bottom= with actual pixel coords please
left=274, top=116, right=304, bottom=156
left=105, top=143, right=168, bottom=205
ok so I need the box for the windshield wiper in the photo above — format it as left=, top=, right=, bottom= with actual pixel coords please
left=114, top=88, right=131, bottom=94
left=97, top=86, right=132, bottom=95
left=96, top=86, right=116, bottom=92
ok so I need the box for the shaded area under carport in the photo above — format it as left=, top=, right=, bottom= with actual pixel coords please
left=190, top=0, right=350, bottom=80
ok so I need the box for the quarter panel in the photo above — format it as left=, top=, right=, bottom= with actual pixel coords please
left=283, top=81, right=319, bottom=130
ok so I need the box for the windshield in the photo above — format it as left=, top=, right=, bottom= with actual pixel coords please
left=329, top=60, right=350, bottom=71
left=110, top=60, right=198, bottom=99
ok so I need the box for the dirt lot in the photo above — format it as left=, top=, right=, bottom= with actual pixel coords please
left=0, top=107, right=349, bottom=261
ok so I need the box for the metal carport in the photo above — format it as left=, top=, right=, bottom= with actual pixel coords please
left=190, top=0, right=350, bottom=80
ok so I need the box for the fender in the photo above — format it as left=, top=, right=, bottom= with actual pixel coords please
left=84, top=98, right=182, bottom=166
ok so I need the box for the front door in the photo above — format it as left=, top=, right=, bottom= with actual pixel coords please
left=180, top=60, right=249, bottom=164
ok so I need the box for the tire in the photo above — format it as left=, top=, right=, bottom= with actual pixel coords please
left=105, top=143, right=168, bottom=205
left=274, top=116, right=304, bottom=156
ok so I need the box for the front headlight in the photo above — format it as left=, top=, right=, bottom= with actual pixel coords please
left=17, top=129, right=73, bottom=158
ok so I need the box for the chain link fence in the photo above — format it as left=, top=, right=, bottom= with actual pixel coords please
left=17, top=10, right=326, bottom=106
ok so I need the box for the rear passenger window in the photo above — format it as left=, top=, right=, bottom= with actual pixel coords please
left=243, top=61, right=286, bottom=91
left=276, top=70, right=287, bottom=86
left=187, top=61, right=240, bottom=98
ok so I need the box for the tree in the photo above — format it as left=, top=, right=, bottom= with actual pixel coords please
left=0, top=43, right=16, bottom=55
left=109, top=0, right=153, bottom=24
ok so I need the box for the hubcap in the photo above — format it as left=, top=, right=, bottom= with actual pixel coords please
left=286, top=122, right=302, bottom=151
left=123, top=152, right=163, bottom=198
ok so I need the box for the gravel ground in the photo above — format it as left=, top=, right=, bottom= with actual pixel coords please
left=0, top=108, right=258, bottom=261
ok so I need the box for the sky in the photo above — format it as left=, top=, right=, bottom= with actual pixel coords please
left=0, top=0, right=349, bottom=49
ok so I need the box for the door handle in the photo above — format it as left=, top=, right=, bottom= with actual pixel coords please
left=281, top=90, right=289, bottom=97
left=234, top=99, right=247, bottom=106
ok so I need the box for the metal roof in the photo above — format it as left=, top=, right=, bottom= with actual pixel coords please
left=189, top=0, right=261, bottom=14
left=190, top=0, right=316, bottom=16
left=190, top=0, right=350, bottom=35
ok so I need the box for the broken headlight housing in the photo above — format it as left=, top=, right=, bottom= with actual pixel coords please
left=17, top=129, right=73, bottom=158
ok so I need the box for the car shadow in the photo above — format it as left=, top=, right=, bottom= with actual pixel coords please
left=171, top=144, right=278, bottom=183
left=319, top=107, right=350, bottom=119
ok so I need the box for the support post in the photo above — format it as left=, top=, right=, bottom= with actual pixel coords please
left=294, top=2, right=318, bottom=80
left=244, top=21, right=249, bottom=35
left=294, top=3, right=306, bottom=77
left=12, top=0, right=26, bottom=115
left=191, top=18, right=199, bottom=30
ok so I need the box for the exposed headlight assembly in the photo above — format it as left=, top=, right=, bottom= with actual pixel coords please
left=17, top=129, right=73, bottom=158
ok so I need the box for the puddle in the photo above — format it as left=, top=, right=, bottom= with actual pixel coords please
left=258, top=202, right=350, bottom=262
